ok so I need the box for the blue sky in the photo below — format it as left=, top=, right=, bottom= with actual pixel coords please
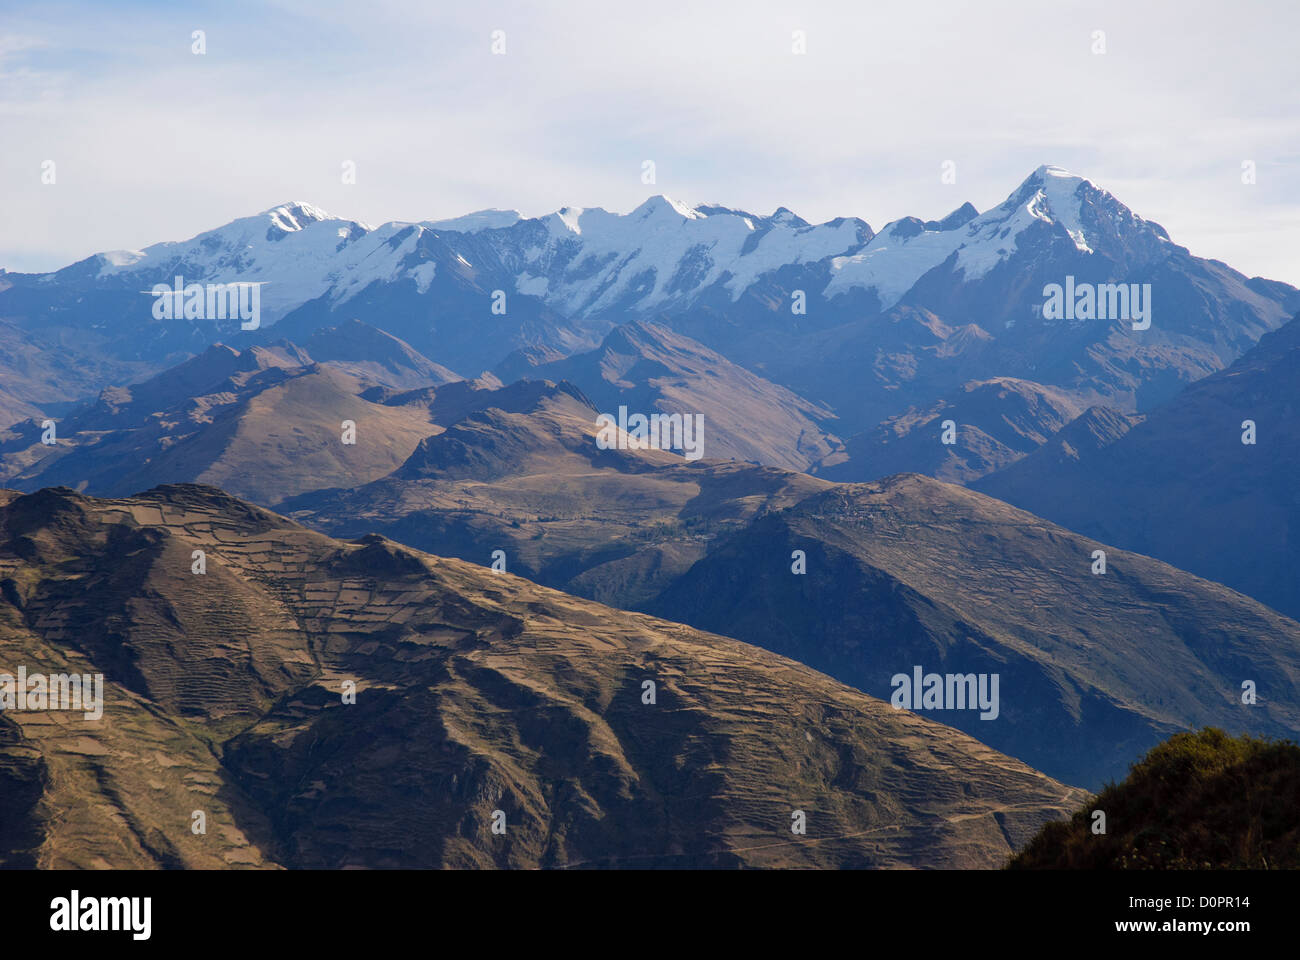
left=2, top=0, right=1298, bottom=282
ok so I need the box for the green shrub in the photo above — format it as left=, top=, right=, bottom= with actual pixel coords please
left=1008, top=728, right=1300, bottom=869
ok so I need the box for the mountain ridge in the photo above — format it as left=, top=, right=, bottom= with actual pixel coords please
left=645, top=473, right=1300, bottom=787
left=5, top=166, right=1292, bottom=431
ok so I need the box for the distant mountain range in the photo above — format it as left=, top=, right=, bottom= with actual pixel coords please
left=0, top=323, right=457, bottom=505
left=0, top=318, right=841, bottom=504
left=2, top=166, right=1294, bottom=445
left=7, top=303, right=1300, bottom=788
left=9, top=315, right=1299, bottom=791
left=281, top=373, right=832, bottom=607
left=817, top=376, right=1086, bottom=483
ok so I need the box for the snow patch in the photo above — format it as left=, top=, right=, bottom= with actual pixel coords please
left=100, top=249, right=145, bottom=267
left=516, top=274, right=549, bottom=296
left=826, top=165, right=1135, bottom=306
left=428, top=209, right=522, bottom=232
left=409, top=261, right=437, bottom=294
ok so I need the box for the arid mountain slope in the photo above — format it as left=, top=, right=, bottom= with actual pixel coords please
left=817, top=377, right=1086, bottom=483
left=647, top=475, right=1300, bottom=787
left=976, top=311, right=1300, bottom=620
left=973, top=404, right=1144, bottom=483
left=284, top=380, right=832, bottom=607
left=0, top=484, right=1083, bottom=868
left=499, top=321, right=845, bottom=471
left=0, top=339, right=449, bottom=505
left=300, top=318, right=463, bottom=389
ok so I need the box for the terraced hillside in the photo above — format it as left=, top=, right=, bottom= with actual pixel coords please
left=0, top=484, right=1083, bottom=868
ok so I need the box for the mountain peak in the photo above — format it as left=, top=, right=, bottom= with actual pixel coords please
left=1005, top=165, right=1098, bottom=208
left=631, top=195, right=702, bottom=221
left=1029, top=163, right=1091, bottom=185
left=825, top=165, right=1171, bottom=307
left=544, top=206, right=588, bottom=235
left=998, top=165, right=1135, bottom=255
left=771, top=206, right=809, bottom=227
left=262, top=201, right=333, bottom=232
left=929, top=201, right=978, bottom=231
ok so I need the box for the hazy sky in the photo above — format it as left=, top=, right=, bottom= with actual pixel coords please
left=3, top=0, right=1298, bottom=282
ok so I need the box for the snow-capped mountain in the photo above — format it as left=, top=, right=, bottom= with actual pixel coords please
left=75, top=166, right=1166, bottom=329
left=1, top=165, right=1294, bottom=433
left=83, top=166, right=1171, bottom=325
left=497, top=196, right=873, bottom=317
left=95, top=201, right=427, bottom=323
left=12, top=165, right=1281, bottom=337
left=826, top=165, right=1170, bottom=307
left=88, top=195, right=874, bottom=327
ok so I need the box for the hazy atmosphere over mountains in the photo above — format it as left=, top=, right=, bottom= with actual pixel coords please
left=3, top=159, right=1299, bottom=879
left=3, top=4, right=1299, bottom=919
